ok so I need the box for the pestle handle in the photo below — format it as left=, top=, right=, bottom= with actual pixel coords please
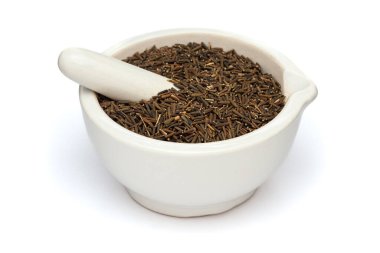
left=58, top=48, right=174, bottom=101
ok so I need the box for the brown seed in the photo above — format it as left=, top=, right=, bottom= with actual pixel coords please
left=97, top=42, right=285, bottom=143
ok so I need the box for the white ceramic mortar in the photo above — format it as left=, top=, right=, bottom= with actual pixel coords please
left=79, top=29, right=317, bottom=217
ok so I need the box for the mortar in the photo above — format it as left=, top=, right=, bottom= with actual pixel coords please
left=79, top=29, right=317, bottom=217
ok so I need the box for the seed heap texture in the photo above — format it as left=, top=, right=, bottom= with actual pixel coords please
left=98, top=42, right=285, bottom=143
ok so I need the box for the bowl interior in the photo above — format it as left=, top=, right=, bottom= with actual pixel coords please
left=80, top=29, right=311, bottom=152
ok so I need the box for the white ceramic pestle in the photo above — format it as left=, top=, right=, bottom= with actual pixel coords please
left=58, top=48, right=175, bottom=101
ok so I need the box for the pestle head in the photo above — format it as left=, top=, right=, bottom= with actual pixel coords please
left=58, top=48, right=174, bottom=101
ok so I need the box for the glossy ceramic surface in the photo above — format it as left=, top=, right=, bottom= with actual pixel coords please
left=79, top=29, right=317, bottom=217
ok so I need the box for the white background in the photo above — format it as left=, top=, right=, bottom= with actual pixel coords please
left=1, top=0, right=379, bottom=252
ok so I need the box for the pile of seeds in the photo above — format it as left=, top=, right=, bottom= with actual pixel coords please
left=98, top=42, right=285, bottom=143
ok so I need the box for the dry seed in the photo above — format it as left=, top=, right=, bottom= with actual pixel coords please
left=98, top=42, right=285, bottom=143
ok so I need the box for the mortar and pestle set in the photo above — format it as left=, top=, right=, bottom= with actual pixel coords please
left=58, top=29, right=317, bottom=217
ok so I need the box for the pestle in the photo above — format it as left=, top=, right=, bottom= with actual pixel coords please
left=58, top=48, right=175, bottom=101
